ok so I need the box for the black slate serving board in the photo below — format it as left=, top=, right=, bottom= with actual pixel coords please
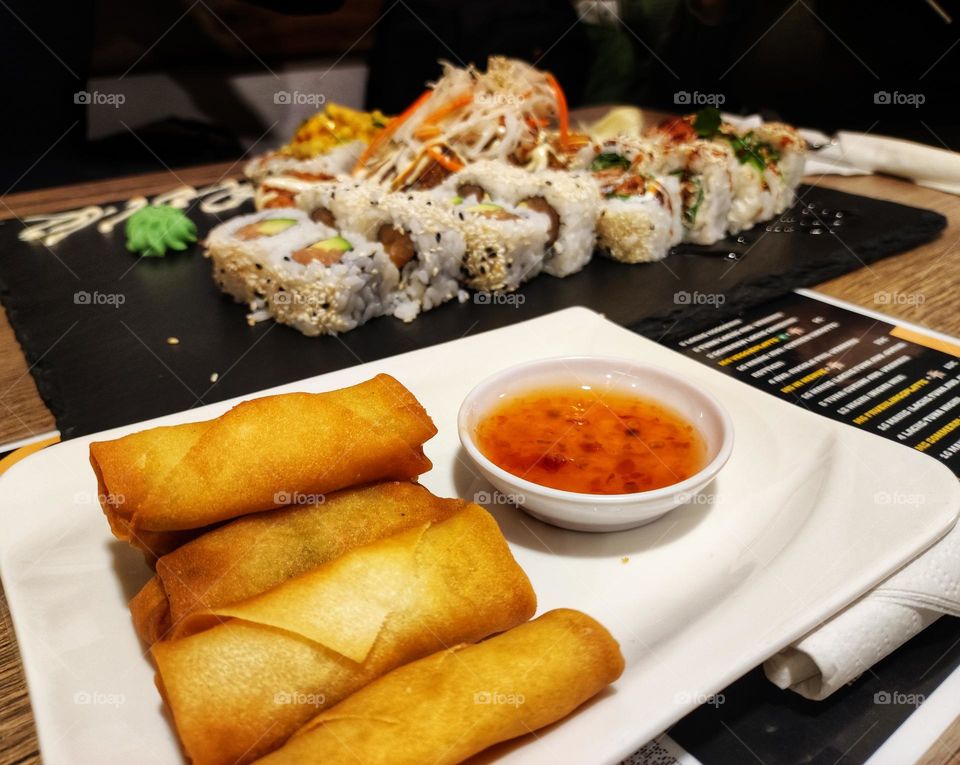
left=0, top=184, right=945, bottom=439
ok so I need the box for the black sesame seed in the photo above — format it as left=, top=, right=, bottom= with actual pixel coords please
left=255, top=263, right=263, bottom=270
left=435, top=232, right=441, bottom=243
left=283, top=255, right=291, bottom=261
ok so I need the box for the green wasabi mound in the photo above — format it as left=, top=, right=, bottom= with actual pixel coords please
left=125, top=205, right=198, bottom=257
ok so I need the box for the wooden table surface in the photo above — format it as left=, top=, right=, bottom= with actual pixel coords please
left=1, top=163, right=958, bottom=763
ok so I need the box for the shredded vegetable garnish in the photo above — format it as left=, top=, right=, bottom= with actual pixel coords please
left=352, top=57, right=573, bottom=190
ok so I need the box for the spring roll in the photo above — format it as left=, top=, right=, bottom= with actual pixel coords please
left=130, top=482, right=465, bottom=645
left=89, top=374, right=436, bottom=556
left=255, top=609, right=625, bottom=765
left=151, top=504, right=536, bottom=765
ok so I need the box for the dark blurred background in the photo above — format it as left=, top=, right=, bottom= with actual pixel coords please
left=1, top=0, right=958, bottom=192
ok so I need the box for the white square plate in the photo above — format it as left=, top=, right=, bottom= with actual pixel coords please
left=2, top=307, right=957, bottom=765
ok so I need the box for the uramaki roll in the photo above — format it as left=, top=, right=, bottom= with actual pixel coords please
left=130, top=482, right=465, bottom=645
left=151, top=504, right=536, bottom=765
left=89, top=374, right=436, bottom=556
left=255, top=609, right=625, bottom=765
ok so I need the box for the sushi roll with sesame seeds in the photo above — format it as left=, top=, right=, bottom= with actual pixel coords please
left=263, top=231, right=399, bottom=336
left=298, top=184, right=466, bottom=322
left=204, top=210, right=399, bottom=335
left=435, top=181, right=550, bottom=292
left=593, top=171, right=682, bottom=263
left=204, top=209, right=328, bottom=304
left=444, top=160, right=599, bottom=278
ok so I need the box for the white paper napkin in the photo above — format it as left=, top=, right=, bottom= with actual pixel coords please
left=764, top=516, right=960, bottom=700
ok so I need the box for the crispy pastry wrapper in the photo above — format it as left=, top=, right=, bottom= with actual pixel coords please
left=254, top=609, right=625, bottom=765
left=130, top=482, right=465, bottom=644
left=89, top=374, right=436, bottom=556
left=151, top=504, right=536, bottom=765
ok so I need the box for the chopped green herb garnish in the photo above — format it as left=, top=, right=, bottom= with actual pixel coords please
left=692, top=107, right=721, bottom=138
left=589, top=153, right=632, bottom=172
left=683, top=178, right=704, bottom=227
left=125, top=205, right=197, bottom=258
left=724, top=131, right=780, bottom=174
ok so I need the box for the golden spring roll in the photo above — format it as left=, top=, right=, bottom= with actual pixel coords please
left=89, top=374, right=436, bottom=555
left=151, top=504, right=536, bottom=765
left=255, top=609, right=625, bottom=765
left=130, top=482, right=465, bottom=645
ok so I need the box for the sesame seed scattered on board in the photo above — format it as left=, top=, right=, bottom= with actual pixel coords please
left=166, top=336, right=180, bottom=345
left=210, top=372, right=219, bottom=383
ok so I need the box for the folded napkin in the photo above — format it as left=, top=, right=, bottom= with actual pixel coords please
left=764, top=516, right=960, bottom=700
left=811, top=132, right=960, bottom=195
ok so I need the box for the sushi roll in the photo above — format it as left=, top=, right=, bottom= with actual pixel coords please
left=749, top=122, right=807, bottom=212
left=264, top=230, right=399, bottom=336
left=446, top=160, right=598, bottom=278
left=635, top=133, right=734, bottom=245
left=573, top=135, right=661, bottom=173
left=204, top=209, right=399, bottom=335
left=439, top=188, right=551, bottom=292
left=243, top=141, right=364, bottom=185
left=299, top=184, right=467, bottom=322
left=254, top=173, right=343, bottom=212
left=593, top=171, right=682, bottom=264
left=205, top=209, right=326, bottom=304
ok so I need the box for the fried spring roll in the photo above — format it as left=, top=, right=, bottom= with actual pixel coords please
left=151, top=504, right=536, bottom=765
left=130, top=482, right=465, bottom=645
left=89, top=374, right=436, bottom=556
left=255, top=609, right=625, bottom=765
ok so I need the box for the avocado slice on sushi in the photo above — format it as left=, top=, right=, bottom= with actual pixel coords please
left=236, top=217, right=298, bottom=241
left=464, top=202, right=519, bottom=220
left=291, top=234, right=353, bottom=266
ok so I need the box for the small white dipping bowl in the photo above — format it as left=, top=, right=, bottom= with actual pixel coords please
left=458, top=356, right=734, bottom=532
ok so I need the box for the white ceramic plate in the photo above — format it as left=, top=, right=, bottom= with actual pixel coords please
left=1, top=307, right=957, bottom=765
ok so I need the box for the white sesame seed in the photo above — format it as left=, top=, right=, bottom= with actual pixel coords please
left=166, top=336, right=180, bottom=345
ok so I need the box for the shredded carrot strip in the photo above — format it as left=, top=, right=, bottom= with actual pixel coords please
left=414, top=125, right=442, bottom=141
left=545, top=73, right=569, bottom=149
left=423, top=93, right=473, bottom=126
left=426, top=145, right=464, bottom=172
left=353, top=89, right=432, bottom=173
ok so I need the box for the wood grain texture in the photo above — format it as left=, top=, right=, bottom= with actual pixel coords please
left=917, top=715, right=960, bottom=765
left=1, top=142, right=959, bottom=764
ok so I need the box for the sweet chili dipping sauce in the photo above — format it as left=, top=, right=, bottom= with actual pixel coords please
left=475, top=386, right=707, bottom=495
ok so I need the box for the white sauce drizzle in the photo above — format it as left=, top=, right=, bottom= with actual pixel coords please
left=17, top=180, right=254, bottom=247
